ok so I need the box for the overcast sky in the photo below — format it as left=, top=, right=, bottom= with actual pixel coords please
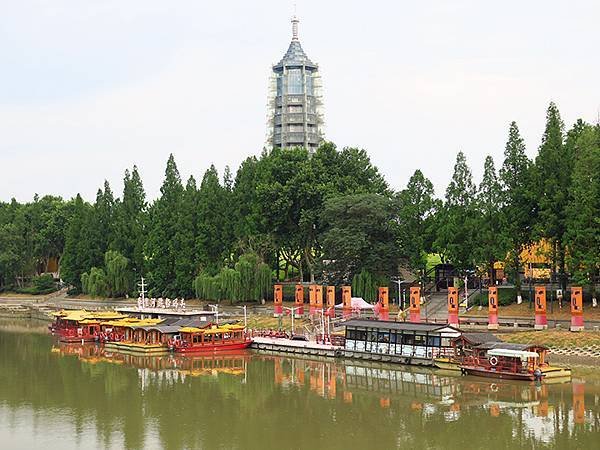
left=1, top=0, right=599, bottom=202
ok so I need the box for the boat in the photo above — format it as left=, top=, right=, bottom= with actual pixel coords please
left=49, top=310, right=128, bottom=343
left=170, top=323, right=252, bottom=353
left=459, top=342, right=571, bottom=382
left=434, top=332, right=503, bottom=372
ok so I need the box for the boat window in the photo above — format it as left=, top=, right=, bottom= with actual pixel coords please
left=441, top=337, right=451, bottom=347
left=402, top=333, right=414, bottom=345
left=427, top=336, right=441, bottom=347
left=355, top=329, right=367, bottom=341
left=377, top=331, right=390, bottom=343
left=368, top=330, right=377, bottom=342
left=390, top=332, right=397, bottom=344
left=346, top=328, right=356, bottom=340
left=414, top=334, right=425, bottom=345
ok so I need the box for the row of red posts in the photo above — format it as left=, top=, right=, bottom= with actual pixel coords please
left=452, top=285, right=585, bottom=332
left=273, top=284, right=587, bottom=331
left=273, top=284, right=393, bottom=319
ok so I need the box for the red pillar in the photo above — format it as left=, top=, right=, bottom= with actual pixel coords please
left=409, top=287, right=421, bottom=323
left=447, top=286, right=459, bottom=326
left=571, top=287, right=584, bottom=331
left=488, top=287, right=499, bottom=330
left=534, top=285, right=548, bottom=330
left=273, top=284, right=283, bottom=317
left=294, top=285, right=304, bottom=317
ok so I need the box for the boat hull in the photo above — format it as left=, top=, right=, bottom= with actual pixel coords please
left=434, top=357, right=461, bottom=372
left=174, top=340, right=252, bottom=354
left=461, top=366, right=536, bottom=381
left=104, top=341, right=169, bottom=355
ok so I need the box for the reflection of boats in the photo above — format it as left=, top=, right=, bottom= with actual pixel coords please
left=172, top=324, right=251, bottom=353
left=460, top=343, right=571, bottom=382
left=173, top=352, right=251, bottom=377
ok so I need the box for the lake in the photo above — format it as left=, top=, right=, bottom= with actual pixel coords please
left=0, top=320, right=598, bottom=449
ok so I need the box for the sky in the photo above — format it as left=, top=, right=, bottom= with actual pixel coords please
left=1, top=0, right=599, bottom=202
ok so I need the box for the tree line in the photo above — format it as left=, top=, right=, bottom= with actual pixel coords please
left=0, top=102, right=598, bottom=301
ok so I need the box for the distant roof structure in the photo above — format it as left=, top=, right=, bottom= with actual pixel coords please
left=474, top=342, right=548, bottom=351
left=273, top=15, right=316, bottom=70
left=342, top=319, right=461, bottom=334
left=460, top=332, right=502, bottom=345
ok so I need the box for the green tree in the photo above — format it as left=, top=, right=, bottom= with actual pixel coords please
left=434, top=151, right=477, bottom=272
left=499, top=121, right=536, bottom=298
left=145, top=154, right=184, bottom=297
left=533, top=102, right=570, bottom=291
left=174, top=176, right=199, bottom=297
left=196, top=166, right=230, bottom=274
left=474, top=155, right=506, bottom=283
left=61, top=195, right=94, bottom=290
left=111, top=166, right=147, bottom=287
left=104, top=250, right=129, bottom=297
left=320, top=193, right=399, bottom=284
left=565, top=124, right=600, bottom=294
left=396, top=170, right=438, bottom=275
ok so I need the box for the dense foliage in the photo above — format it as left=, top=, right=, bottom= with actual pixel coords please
left=1, top=104, right=598, bottom=301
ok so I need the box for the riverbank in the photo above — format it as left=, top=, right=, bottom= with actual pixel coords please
left=498, top=329, right=600, bottom=358
left=463, top=302, right=600, bottom=321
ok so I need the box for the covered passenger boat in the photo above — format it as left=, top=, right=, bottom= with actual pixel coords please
left=342, top=319, right=461, bottom=365
left=50, top=310, right=128, bottom=343
left=171, top=323, right=251, bottom=353
left=434, top=332, right=502, bottom=371
left=459, top=342, right=571, bottom=381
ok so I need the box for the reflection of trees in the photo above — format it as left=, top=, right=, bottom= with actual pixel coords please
left=0, top=330, right=599, bottom=449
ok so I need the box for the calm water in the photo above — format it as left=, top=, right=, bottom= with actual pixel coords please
left=0, top=320, right=599, bottom=450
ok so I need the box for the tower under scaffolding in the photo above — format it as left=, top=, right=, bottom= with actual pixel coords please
left=266, top=15, right=325, bottom=152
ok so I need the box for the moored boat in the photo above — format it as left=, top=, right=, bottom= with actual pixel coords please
left=50, top=310, right=128, bottom=343
left=171, top=323, right=252, bottom=353
left=459, top=342, right=571, bottom=382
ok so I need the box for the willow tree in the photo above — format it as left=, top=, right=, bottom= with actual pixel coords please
left=104, top=250, right=129, bottom=297
left=255, top=262, right=272, bottom=303
left=219, top=267, right=241, bottom=303
left=235, top=253, right=260, bottom=302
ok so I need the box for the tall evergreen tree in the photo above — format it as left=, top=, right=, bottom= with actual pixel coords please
left=474, top=156, right=506, bottom=283
left=534, top=102, right=570, bottom=291
left=145, top=154, right=183, bottom=296
left=499, top=122, right=535, bottom=298
left=174, top=176, right=199, bottom=297
left=112, top=166, right=147, bottom=287
left=196, top=165, right=230, bottom=274
left=396, top=170, right=438, bottom=275
left=61, top=195, right=94, bottom=290
left=434, top=151, right=477, bottom=272
left=565, top=124, right=600, bottom=294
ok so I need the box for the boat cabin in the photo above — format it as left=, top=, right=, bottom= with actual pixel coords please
left=461, top=342, right=549, bottom=381
left=343, top=319, right=461, bottom=359
left=174, top=323, right=250, bottom=353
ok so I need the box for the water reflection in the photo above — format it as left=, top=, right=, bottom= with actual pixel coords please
left=0, top=326, right=598, bottom=449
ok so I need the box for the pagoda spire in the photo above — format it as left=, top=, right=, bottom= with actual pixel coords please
left=291, top=14, right=299, bottom=41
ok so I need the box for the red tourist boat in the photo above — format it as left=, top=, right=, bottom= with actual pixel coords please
left=50, top=310, right=127, bottom=343
left=170, top=323, right=252, bottom=354
left=459, top=342, right=565, bottom=381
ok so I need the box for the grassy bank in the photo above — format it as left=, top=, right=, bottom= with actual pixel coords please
left=499, top=329, right=600, bottom=349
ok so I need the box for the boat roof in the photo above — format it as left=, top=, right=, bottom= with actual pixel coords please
left=51, top=309, right=128, bottom=321
left=459, top=332, right=502, bottom=345
left=142, top=325, right=182, bottom=333
left=475, top=342, right=547, bottom=351
left=487, top=348, right=540, bottom=359
left=343, top=319, right=461, bottom=334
